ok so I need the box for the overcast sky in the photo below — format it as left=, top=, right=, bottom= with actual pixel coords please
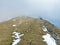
left=0, top=0, right=60, bottom=27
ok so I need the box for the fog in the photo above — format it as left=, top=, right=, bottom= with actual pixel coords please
left=0, top=0, right=60, bottom=27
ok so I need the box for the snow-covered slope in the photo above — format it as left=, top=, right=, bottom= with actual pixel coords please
left=12, top=32, right=24, bottom=45
left=42, top=33, right=57, bottom=45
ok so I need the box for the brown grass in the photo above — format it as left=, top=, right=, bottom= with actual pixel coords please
left=0, top=16, right=60, bottom=45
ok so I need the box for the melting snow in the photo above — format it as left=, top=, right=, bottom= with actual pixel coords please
left=12, top=25, right=16, bottom=27
left=42, top=26, right=48, bottom=31
left=42, top=33, right=57, bottom=45
left=12, top=32, right=24, bottom=45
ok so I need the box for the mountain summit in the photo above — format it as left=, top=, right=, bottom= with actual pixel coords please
left=0, top=16, right=60, bottom=45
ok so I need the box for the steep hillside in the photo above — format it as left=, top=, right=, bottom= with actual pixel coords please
left=0, top=16, right=60, bottom=45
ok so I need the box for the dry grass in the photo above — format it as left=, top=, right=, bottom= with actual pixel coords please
left=0, top=16, right=60, bottom=45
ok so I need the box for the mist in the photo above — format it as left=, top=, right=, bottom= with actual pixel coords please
left=0, top=0, right=60, bottom=27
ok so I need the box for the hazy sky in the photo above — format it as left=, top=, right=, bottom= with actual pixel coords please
left=0, top=0, right=60, bottom=27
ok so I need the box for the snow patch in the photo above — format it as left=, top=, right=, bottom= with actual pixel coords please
left=12, top=32, right=24, bottom=45
left=42, top=33, right=57, bottom=45
left=42, top=26, right=48, bottom=31
left=12, top=25, right=16, bottom=27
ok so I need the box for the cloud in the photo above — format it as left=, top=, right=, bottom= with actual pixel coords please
left=0, top=0, right=60, bottom=22
left=23, top=0, right=60, bottom=19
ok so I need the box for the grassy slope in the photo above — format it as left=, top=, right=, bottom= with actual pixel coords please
left=0, top=16, right=60, bottom=45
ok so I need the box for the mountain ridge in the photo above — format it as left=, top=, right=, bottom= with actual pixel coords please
left=0, top=16, right=60, bottom=45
